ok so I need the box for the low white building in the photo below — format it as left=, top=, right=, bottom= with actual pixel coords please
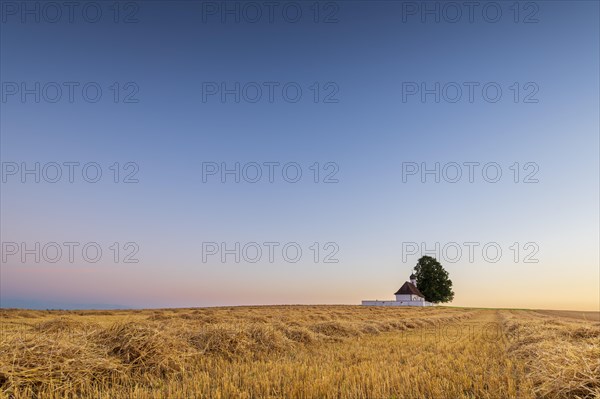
left=362, top=273, right=433, bottom=307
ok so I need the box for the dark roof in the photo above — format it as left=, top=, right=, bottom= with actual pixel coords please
left=409, top=273, right=416, bottom=280
left=394, top=281, right=424, bottom=298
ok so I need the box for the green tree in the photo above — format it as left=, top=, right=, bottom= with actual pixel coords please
left=413, top=256, right=454, bottom=303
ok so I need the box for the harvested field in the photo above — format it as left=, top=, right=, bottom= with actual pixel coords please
left=534, top=309, right=600, bottom=322
left=0, top=306, right=598, bottom=398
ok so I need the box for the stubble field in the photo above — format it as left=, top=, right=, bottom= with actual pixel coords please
left=0, top=306, right=598, bottom=398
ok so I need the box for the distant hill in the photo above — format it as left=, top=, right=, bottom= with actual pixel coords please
left=0, top=297, right=129, bottom=310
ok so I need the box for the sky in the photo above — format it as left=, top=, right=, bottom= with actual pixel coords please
left=1, top=0, right=598, bottom=311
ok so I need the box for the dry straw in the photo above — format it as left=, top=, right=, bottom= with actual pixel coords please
left=1, top=306, right=597, bottom=398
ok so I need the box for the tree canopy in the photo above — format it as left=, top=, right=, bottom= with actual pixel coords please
left=414, top=256, right=454, bottom=303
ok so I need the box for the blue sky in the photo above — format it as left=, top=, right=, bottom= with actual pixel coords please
left=1, top=1, right=599, bottom=310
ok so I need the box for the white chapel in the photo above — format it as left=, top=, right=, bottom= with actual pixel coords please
left=362, top=273, right=433, bottom=307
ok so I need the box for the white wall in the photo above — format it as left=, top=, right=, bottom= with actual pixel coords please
left=396, top=294, right=425, bottom=302
left=361, top=300, right=432, bottom=307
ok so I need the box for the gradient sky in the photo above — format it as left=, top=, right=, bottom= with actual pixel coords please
left=1, top=0, right=598, bottom=310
